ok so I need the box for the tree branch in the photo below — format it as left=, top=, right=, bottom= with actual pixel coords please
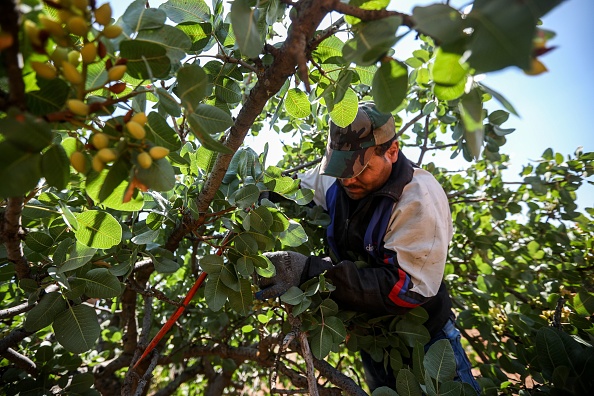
left=0, top=327, right=33, bottom=354
left=332, top=2, right=415, bottom=27
left=2, top=197, right=31, bottom=280
left=1, top=348, right=37, bottom=376
left=0, top=0, right=26, bottom=109
left=0, top=301, right=34, bottom=320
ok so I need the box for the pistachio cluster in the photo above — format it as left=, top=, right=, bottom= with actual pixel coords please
left=26, top=1, right=126, bottom=101
left=69, top=111, right=170, bottom=174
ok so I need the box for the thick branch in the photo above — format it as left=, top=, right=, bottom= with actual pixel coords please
left=0, top=327, right=33, bottom=354
left=0, top=301, right=34, bottom=319
left=2, top=197, right=31, bottom=279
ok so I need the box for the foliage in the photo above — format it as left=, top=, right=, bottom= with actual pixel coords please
left=0, top=0, right=592, bottom=395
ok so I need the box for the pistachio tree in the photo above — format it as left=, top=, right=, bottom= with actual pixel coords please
left=1, top=0, right=593, bottom=395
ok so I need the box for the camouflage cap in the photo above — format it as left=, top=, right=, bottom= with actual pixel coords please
left=320, top=102, right=395, bottom=178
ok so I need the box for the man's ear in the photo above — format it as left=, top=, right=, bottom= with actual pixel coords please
left=386, top=141, right=399, bottom=163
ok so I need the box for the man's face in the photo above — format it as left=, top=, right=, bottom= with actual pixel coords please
left=338, top=143, right=398, bottom=200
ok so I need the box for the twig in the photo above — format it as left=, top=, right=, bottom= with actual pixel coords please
left=299, top=332, right=320, bottom=396
left=397, top=113, right=424, bottom=139
left=0, top=301, right=34, bottom=319
left=333, top=2, right=415, bottom=27
left=134, top=350, right=160, bottom=396
left=417, top=115, right=430, bottom=165
left=282, top=159, right=322, bottom=176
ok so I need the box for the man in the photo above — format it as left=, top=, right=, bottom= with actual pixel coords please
left=257, top=102, right=481, bottom=393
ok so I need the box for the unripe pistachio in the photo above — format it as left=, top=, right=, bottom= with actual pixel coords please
left=61, top=61, right=83, bottom=84
left=102, top=24, right=122, bottom=39
left=137, top=152, right=153, bottom=169
left=107, top=64, right=127, bottom=81
left=126, top=121, right=146, bottom=140
left=97, top=148, right=118, bottom=163
left=31, top=61, right=58, bottom=79
left=67, top=99, right=89, bottom=116
left=67, top=50, right=81, bottom=67
left=24, top=20, right=42, bottom=47
left=94, top=3, right=112, bottom=26
left=92, top=154, right=105, bottom=172
left=66, top=16, right=88, bottom=37
left=130, top=112, right=147, bottom=126
left=51, top=46, right=69, bottom=63
left=91, top=133, right=110, bottom=149
left=39, top=15, right=66, bottom=38
left=81, top=42, right=97, bottom=64
left=70, top=151, right=87, bottom=173
left=149, top=146, right=169, bottom=160
left=108, top=82, right=127, bottom=94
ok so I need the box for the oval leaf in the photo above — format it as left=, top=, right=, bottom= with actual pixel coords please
left=74, top=210, right=122, bottom=249
left=53, top=304, right=101, bottom=354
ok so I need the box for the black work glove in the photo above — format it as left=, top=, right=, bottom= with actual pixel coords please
left=255, top=251, right=308, bottom=300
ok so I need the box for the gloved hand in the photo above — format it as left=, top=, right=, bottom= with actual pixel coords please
left=255, top=251, right=308, bottom=300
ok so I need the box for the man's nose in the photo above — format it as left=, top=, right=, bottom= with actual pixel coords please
left=340, top=177, right=357, bottom=186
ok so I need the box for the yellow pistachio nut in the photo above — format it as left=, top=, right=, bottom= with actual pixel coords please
left=130, top=112, right=147, bottom=126
left=137, top=152, right=153, bottom=169
left=70, top=151, right=87, bottom=173
left=97, top=148, right=118, bottom=163
left=66, top=16, right=89, bottom=37
left=126, top=121, right=146, bottom=140
left=107, top=64, right=127, bottom=81
left=81, top=42, right=97, bottom=64
left=94, top=3, right=112, bottom=26
left=92, top=154, right=105, bottom=172
left=62, top=61, right=83, bottom=84
left=102, top=24, right=122, bottom=39
left=39, top=15, right=66, bottom=38
left=149, top=146, right=169, bottom=160
left=31, top=61, right=58, bottom=79
left=66, top=99, right=89, bottom=116
left=91, top=133, right=110, bottom=149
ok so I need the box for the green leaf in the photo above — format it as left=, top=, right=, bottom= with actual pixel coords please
left=434, top=76, right=466, bottom=101
left=135, top=158, right=176, bottom=191
left=325, top=316, right=347, bottom=343
left=310, top=326, right=334, bottom=359
left=536, top=326, right=575, bottom=379
left=120, top=40, right=171, bottom=80
left=204, top=273, right=228, bottom=311
left=405, top=306, right=429, bottom=325
left=230, top=0, right=264, bottom=58
left=231, top=184, right=260, bottom=209
left=149, top=247, right=180, bottom=273
left=214, top=78, right=242, bottom=104
left=412, top=5, right=467, bottom=45
left=135, top=25, right=193, bottom=65
left=122, top=0, right=167, bottom=31
left=80, top=268, right=123, bottom=298
left=220, top=264, right=239, bottom=291
left=312, top=35, right=343, bottom=64
left=396, top=368, right=423, bottom=396
left=177, top=64, right=208, bottom=112
left=459, top=89, right=485, bottom=160
left=573, top=290, right=594, bottom=317
left=247, top=206, right=274, bottom=233
left=424, top=339, right=456, bottom=382
left=74, top=210, right=122, bottom=249
left=66, top=373, right=95, bottom=393
left=285, top=88, right=311, bottom=119
left=25, top=231, right=54, bottom=253
left=41, top=144, right=69, bottom=190
left=372, top=387, right=399, bottom=396
left=280, top=286, right=306, bottom=305
left=156, top=87, right=181, bottom=117
left=342, top=16, right=401, bottom=66
left=0, top=142, right=41, bottom=198
left=177, top=22, right=214, bottom=52
left=26, top=77, right=69, bottom=116
left=59, top=242, right=97, bottom=273
left=0, top=110, right=52, bottom=151
left=53, top=304, right=101, bottom=354
left=85, top=166, right=145, bottom=212
left=233, top=233, right=259, bottom=255
left=466, top=0, right=562, bottom=73
left=412, top=341, right=425, bottom=383
left=199, top=254, right=225, bottom=274
left=24, top=292, right=68, bottom=332
left=329, top=88, right=358, bottom=128
left=372, top=60, right=408, bottom=113
left=478, top=83, right=518, bottom=116
left=395, top=320, right=430, bottom=348
left=188, top=105, right=234, bottom=153
left=279, top=221, right=308, bottom=247
left=431, top=48, right=468, bottom=86
left=227, top=278, right=253, bottom=316
left=488, top=110, right=510, bottom=126
left=159, top=0, right=210, bottom=23
left=146, top=112, right=182, bottom=151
